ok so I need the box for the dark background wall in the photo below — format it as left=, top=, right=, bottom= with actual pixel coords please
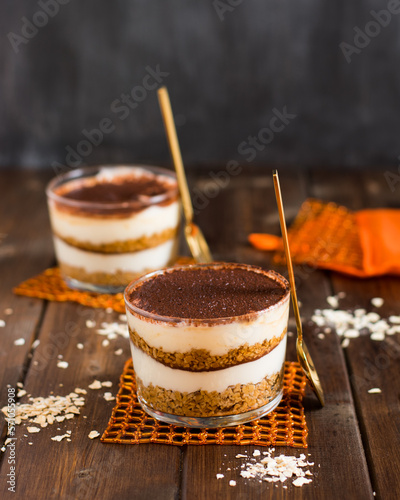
left=1, top=0, right=400, bottom=170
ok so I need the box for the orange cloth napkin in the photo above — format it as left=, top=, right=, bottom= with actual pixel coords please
left=249, top=202, right=400, bottom=278
left=356, top=209, right=400, bottom=276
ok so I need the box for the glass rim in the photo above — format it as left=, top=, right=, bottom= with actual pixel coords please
left=46, top=164, right=178, bottom=211
left=124, top=262, right=290, bottom=325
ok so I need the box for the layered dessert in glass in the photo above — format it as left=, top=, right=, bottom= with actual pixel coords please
left=46, top=165, right=180, bottom=293
left=124, top=262, right=290, bottom=427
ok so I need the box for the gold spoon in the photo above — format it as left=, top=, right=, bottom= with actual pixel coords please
left=157, top=87, right=213, bottom=264
left=273, top=170, right=325, bottom=406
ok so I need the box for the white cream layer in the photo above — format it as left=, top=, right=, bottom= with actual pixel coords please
left=54, top=236, right=177, bottom=274
left=48, top=201, right=180, bottom=244
left=127, top=296, right=289, bottom=356
left=131, top=335, right=286, bottom=393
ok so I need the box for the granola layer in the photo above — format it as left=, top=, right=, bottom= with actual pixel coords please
left=129, top=326, right=287, bottom=371
left=55, top=226, right=178, bottom=253
left=137, top=369, right=283, bottom=417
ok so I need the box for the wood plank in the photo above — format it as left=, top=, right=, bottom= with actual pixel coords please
left=326, top=171, right=400, bottom=499
left=0, top=300, right=182, bottom=500
left=0, top=171, right=54, bottom=437
left=182, top=169, right=374, bottom=498
left=307, top=168, right=400, bottom=498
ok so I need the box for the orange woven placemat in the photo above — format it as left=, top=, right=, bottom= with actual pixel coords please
left=13, top=267, right=126, bottom=312
left=101, top=359, right=308, bottom=448
left=273, top=198, right=364, bottom=273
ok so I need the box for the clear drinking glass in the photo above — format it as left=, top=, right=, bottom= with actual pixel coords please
left=124, top=262, right=290, bottom=428
left=46, top=165, right=180, bottom=293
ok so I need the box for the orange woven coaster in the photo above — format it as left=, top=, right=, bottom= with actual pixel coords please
left=273, top=198, right=364, bottom=273
left=101, top=359, right=308, bottom=448
left=13, top=258, right=194, bottom=313
left=13, top=267, right=125, bottom=312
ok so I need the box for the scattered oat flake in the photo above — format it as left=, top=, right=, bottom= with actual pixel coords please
left=311, top=303, right=400, bottom=344
left=114, top=349, right=123, bottom=356
left=341, top=338, right=350, bottom=348
left=57, top=361, right=69, bottom=369
left=233, top=449, right=314, bottom=487
left=317, top=333, right=325, bottom=339
left=32, top=339, right=40, bottom=349
left=327, top=296, right=339, bottom=308
left=27, top=427, right=41, bottom=433
left=216, top=474, right=224, bottom=479
left=293, top=477, right=312, bottom=487
left=105, top=307, right=113, bottom=314
left=368, top=388, right=382, bottom=394
left=17, top=390, right=27, bottom=398
left=75, top=388, right=87, bottom=394
left=97, top=321, right=129, bottom=339
left=103, top=392, right=115, bottom=401
left=88, top=380, right=102, bottom=390
left=253, top=450, right=261, bottom=457
left=14, top=338, right=25, bottom=346
left=17, top=382, right=23, bottom=388
left=86, top=320, right=96, bottom=328
left=370, top=332, right=385, bottom=341
left=101, top=381, right=112, bottom=387
left=371, top=297, right=384, bottom=308
left=344, top=329, right=360, bottom=339
left=1, top=392, right=85, bottom=426
left=0, top=320, right=6, bottom=327
left=51, top=433, right=70, bottom=442
left=88, top=430, right=100, bottom=439
left=387, top=326, right=400, bottom=335
left=77, top=343, right=84, bottom=350
left=102, top=339, right=110, bottom=347
left=4, top=308, right=13, bottom=315
left=229, top=480, right=236, bottom=486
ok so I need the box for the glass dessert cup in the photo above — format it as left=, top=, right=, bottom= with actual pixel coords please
left=124, top=262, right=290, bottom=428
left=46, top=165, right=180, bottom=294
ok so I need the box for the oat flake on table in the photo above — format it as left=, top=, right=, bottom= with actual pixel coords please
left=217, top=449, right=315, bottom=488
left=311, top=295, right=400, bottom=344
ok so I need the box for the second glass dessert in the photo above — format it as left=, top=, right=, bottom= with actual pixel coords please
left=46, top=165, right=180, bottom=293
left=124, top=262, right=290, bottom=428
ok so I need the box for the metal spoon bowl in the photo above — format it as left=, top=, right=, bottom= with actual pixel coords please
left=185, top=222, right=213, bottom=264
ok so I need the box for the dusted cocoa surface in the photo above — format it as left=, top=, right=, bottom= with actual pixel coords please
left=50, top=169, right=178, bottom=216
left=128, top=264, right=289, bottom=320
left=56, top=173, right=174, bottom=204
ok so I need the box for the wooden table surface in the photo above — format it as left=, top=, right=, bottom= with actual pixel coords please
left=0, top=167, right=399, bottom=500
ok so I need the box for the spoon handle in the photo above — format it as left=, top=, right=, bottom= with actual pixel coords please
left=157, top=86, right=193, bottom=224
left=272, top=170, right=303, bottom=341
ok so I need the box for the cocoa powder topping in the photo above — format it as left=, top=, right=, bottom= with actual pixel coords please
left=128, top=265, right=289, bottom=320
